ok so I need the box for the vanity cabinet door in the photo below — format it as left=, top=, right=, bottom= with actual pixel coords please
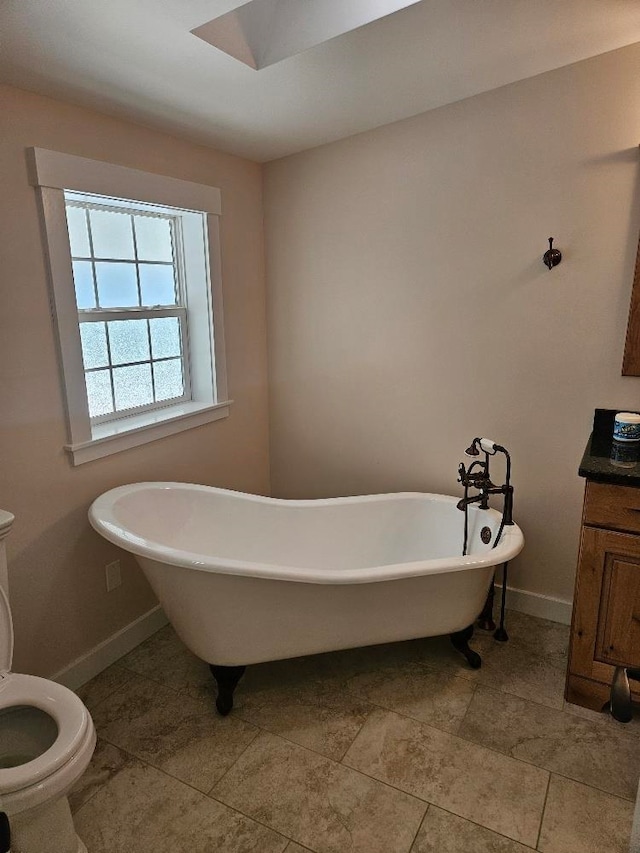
left=568, top=526, right=640, bottom=693
left=596, top=552, right=640, bottom=668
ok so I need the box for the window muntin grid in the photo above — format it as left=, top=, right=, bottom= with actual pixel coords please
left=64, top=195, right=192, bottom=421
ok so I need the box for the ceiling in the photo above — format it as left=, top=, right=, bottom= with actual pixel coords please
left=1, top=0, right=640, bottom=163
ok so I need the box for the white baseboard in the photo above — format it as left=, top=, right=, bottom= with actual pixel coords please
left=52, top=605, right=169, bottom=690
left=496, top=583, right=572, bottom=626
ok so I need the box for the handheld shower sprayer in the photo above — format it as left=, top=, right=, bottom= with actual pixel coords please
left=466, top=437, right=506, bottom=458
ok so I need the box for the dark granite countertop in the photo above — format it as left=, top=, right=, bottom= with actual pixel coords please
left=579, top=408, right=640, bottom=486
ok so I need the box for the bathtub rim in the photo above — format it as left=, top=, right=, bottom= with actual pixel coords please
left=88, top=482, right=524, bottom=585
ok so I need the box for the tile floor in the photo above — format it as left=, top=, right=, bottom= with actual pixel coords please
left=71, top=611, right=639, bottom=852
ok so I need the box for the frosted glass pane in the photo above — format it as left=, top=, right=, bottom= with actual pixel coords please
left=95, top=262, right=138, bottom=308
left=72, top=261, right=96, bottom=309
left=134, top=216, right=173, bottom=262
left=90, top=209, right=135, bottom=259
left=139, top=264, right=176, bottom=306
left=108, top=319, right=150, bottom=366
left=85, top=369, right=113, bottom=417
left=66, top=206, right=90, bottom=257
left=80, top=322, right=108, bottom=369
left=153, top=359, right=184, bottom=402
left=149, top=317, right=181, bottom=359
left=113, top=364, right=153, bottom=411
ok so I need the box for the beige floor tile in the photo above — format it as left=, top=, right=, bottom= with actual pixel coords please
left=246, top=630, right=484, bottom=692
left=411, top=806, right=535, bottom=852
left=236, top=677, right=373, bottom=759
left=459, top=687, right=640, bottom=799
left=74, top=754, right=288, bottom=853
left=327, top=635, right=465, bottom=679
left=75, top=664, right=133, bottom=712
left=91, top=672, right=258, bottom=792
left=244, top=652, right=347, bottom=688
left=343, top=708, right=548, bottom=847
left=243, top=635, right=461, bottom=692
left=119, top=624, right=214, bottom=701
left=538, top=775, right=633, bottom=853
left=69, top=739, right=136, bottom=813
left=345, top=661, right=476, bottom=733
left=563, top=698, right=640, bottom=734
left=212, top=731, right=426, bottom=853
left=372, top=613, right=567, bottom=698
left=470, top=612, right=570, bottom=710
left=72, top=611, right=618, bottom=853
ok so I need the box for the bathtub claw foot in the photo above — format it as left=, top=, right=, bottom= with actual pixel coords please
left=449, top=625, right=482, bottom=669
left=210, top=665, right=246, bottom=716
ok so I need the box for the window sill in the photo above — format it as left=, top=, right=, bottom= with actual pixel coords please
left=65, top=400, right=232, bottom=465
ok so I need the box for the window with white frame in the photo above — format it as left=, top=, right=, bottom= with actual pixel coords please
left=29, top=149, right=230, bottom=465
left=66, top=194, right=190, bottom=420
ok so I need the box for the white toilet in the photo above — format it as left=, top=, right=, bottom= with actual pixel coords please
left=0, top=511, right=96, bottom=853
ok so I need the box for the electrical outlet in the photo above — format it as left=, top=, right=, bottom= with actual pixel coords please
left=105, top=560, right=122, bottom=592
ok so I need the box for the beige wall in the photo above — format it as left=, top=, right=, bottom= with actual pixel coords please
left=0, top=84, right=270, bottom=676
left=264, top=44, right=640, bottom=603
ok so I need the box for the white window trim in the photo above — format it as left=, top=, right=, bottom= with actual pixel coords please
left=28, top=147, right=231, bottom=465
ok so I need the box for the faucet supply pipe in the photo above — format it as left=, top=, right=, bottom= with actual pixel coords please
left=0, top=811, right=10, bottom=853
left=458, top=438, right=514, bottom=641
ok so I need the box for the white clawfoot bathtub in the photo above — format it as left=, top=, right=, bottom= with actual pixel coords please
left=90, top=483, right=523, bottom=683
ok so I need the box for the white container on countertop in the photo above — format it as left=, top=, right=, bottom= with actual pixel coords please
left=613, top=412, right=640, bottom=442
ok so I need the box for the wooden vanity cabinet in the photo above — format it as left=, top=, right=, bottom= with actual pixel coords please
left=566, top=480, right=640, bottom=710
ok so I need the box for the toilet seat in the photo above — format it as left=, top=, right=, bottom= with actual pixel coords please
left=0, top=583, right=94, bottom=802
left=0, top=513, right=96, bottom=853
left=0, top=672, right=92, bottom=796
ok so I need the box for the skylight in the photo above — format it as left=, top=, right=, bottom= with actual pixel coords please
left=191, top=0, right=422, bottom=70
